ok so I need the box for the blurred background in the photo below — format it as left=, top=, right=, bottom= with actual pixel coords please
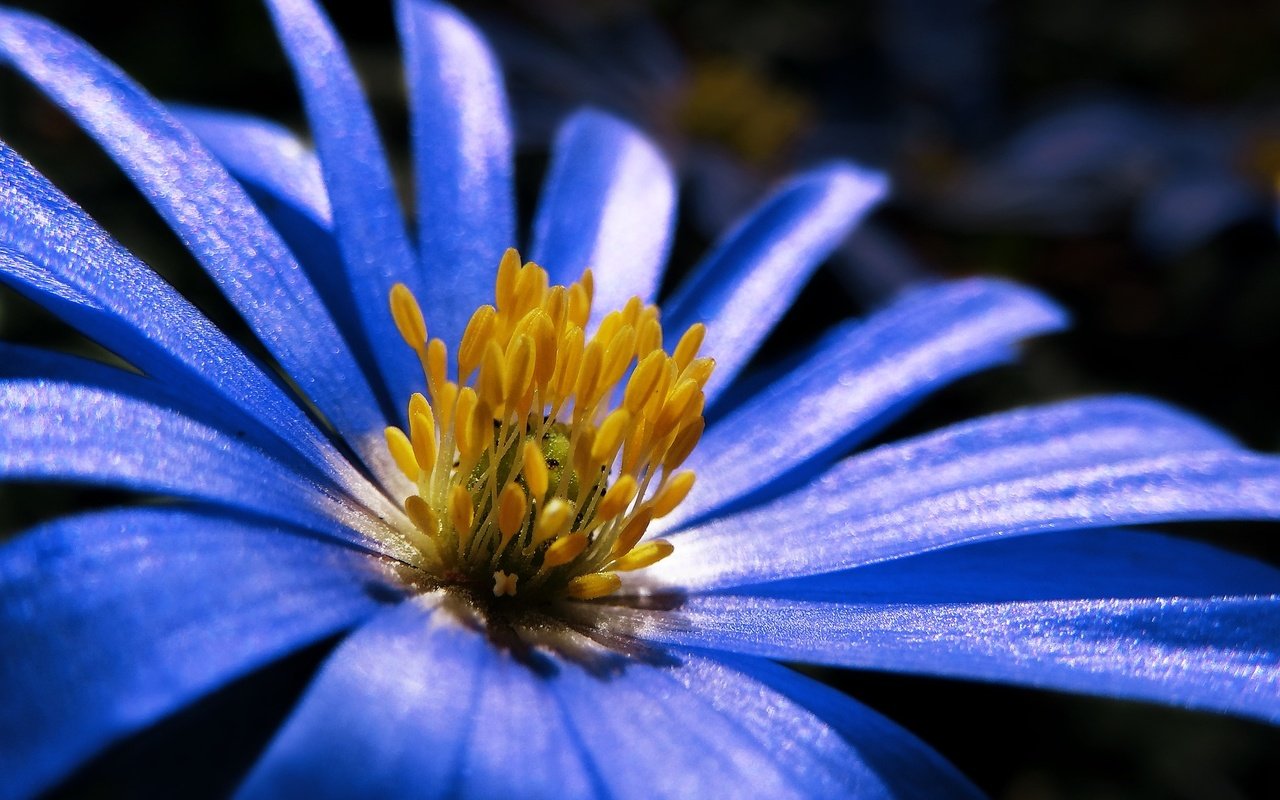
left=2, top=0, right=1279, bottom=797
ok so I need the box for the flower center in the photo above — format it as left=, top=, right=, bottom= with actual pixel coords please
left=385, top=248, right=711, bottom=602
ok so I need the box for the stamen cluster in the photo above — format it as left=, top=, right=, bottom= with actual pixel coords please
left=386, top=249, right=711, bottom=601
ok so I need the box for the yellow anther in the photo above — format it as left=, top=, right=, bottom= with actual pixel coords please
left=529, top=312, right=558, bottom=389
left=497, top=482, right=528, bottom=546
left=448, top=483, right=474, bottom=542
left=545, top=285, right=568, bottom=331
left=622, top=295, right=643, bottom=326
left=531, top=497, right=572, bottom=546
left=672, top=323, right=706, bottom=371
left=643, top=359, right=678, bottom=421
left=620, top=418, right=649, bottom=477
left=458, top=304, right=497, bottom=380
left=390, top=283, right=427, bottom=350
left=403, top=494, right=439, bottom=542
left=683, top=356, right=716, bottom=390
left=495, top=248, right=521, bottom=311
left=595, top=310, right=624, bottom=347
left=566, top=572, right=621, bottom=600
left=623, top=350, right=666, bottom=415
left=522, top=440, right=549, bottom=501
left=409, top=391, right=430, bottom=419
left=493, top=570, right=518, bottom=597
left=567, top=282, right=591, bottom=329
left=543, top=532, right=587, bottom=568
left=425, top=338, right=448, bottom=398
left=597, top=474, right=638, bottom=521
left=571, top=430, right=597, bottom=486
left=552, top=325, right=585, bottom=401
left=654, top=378, right=700, bottom=440
left=384, top=426, right=419, bottom=479
left=513, top=261, right=549, bottom=317
left=573, top=340, right=604, bottom=412
left=504, top=334, right=536, bottom=408
left=433, top=381, right=459, bottom=430
left=611, top=540, right=674, bottom=572
left=409, top=410, right=437, bottom=476
left=601, top=325, right=638, bottom=389
left=591, top=408, right=632, bottom=466
left=612, top=508, right=654, bottom=555
left=651, top=471, right=696, bottom=518
left=663, top=417, right=705, bottom=472
left=636, top=315, right=663, bottom=356
left=453, top=390, right=483, bottom=463
left=478, top=339, right=507, bottom=411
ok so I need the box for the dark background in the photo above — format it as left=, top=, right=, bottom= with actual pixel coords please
left=2, top=1, right=1279, bottom=797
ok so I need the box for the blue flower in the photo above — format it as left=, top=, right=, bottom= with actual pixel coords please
left=1, top=1, right=1279, bottom=798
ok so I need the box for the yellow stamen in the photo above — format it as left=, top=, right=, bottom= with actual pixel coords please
left=651, top=471, right=696, bottom=518
left=449, top=484, right=474, bottom=543
left=522, top=440, right=549, bottom=500
left=385, top=426, right=419, bottom=479
left=543, top=532, right=587, bottom=568
left=611, top=540, right=674, bottom=571
left=458, top=304, right=496, bottom=380
left=672, top=323, right=706, bottom=370
left=566, top=572, right=621, bottom=599
left=409, top=410, right=436, bottom=479
left=384, top=249, right=713, bottom=601
left=389, top=283, right=427, bottom=350
left=596, top=475, right=638, bottom=521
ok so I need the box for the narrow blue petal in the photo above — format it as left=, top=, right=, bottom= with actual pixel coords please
left=531, top=109, right=676, bottom=328
left=0, top=378, right=410, bottom=555
left=262, top=0, right=423, bottom=411
left=0, top=343, right=322, bottom=484
left=743, top=528, right=1280, bottom=603
left=655, top=397, right=1257, bottom=589
left=238, top=595, right=598, bottom=799
left=663, top=653, right=982, bottom=799
left=397, top=0, right=516, bottom=351
left=662, top=163, right=888, bottom=402
left=714, top=655, right=983, bottom=800
left=0, top=12, right=399, bottom=486
left=166, top=104, right=332, bottom=227
left=0, top=147, right=387, bottom=503
left=671, top=278, right=1067, bottom=527
left=0, top=507, right=390, bottom=800
left=171, top=104, right=389, bottom=411
left=584, top=592, right=1280, bottom=724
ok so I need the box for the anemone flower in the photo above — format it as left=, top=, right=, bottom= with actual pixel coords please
left=1, top=2, right=1279, bottom=798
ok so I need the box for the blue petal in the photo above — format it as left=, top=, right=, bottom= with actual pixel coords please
left=585, top=590, right=1280, bottom=724
left=166, top=105, right=332, bottom=227
left=531, top=109, right=676, bottom=328
left=0, top=12, right=398, bottom=486
left=0, top=148, right=385, bottom=501
left=238, top=596, right=599, bottom=799
left=670, top=278, right=1067, bottom=527
left=170, top=104, right=389, bottom=409
left=262, top=0, right=423, bottom=412
left=396, top=0, right=516, bottom=352
left=662, top=163, right=888, bottom=402
left=0, top=507, right=390, bottom=800
left=657, top=396, right=1247, bottom=588
left=0, top=343, right=321, bottom=484
left=713, top=655, right=983, bottom=800
left=0, top=378, right=409, bottom=554
left=743, top=528, right=1280, bottom=603
left=241, top=596, right=925, bottom=798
